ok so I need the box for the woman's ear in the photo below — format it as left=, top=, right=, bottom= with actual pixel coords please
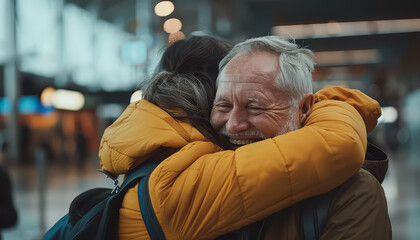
left=299, top=93, right=314, bottom=126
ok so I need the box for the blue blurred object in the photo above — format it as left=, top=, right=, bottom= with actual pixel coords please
left=0, top=98, right=12, bottom=115
left=18, top=96, right=39, bottom=115
left=0, top=97, right=54, bottom=115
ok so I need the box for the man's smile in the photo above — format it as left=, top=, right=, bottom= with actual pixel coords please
left=229, top=138, right=259, bottom=146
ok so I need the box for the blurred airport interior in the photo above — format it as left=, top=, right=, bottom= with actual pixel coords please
left=1, top=0, right=420, bottom=239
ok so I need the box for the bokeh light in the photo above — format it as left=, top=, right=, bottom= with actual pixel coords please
left=154, top=1, right=175, bottom=17
left=163, top=18, right=182, bottom=34
left=40, top=87, right=55, bottom=107
left=130, top=90, right=143, bottom=103
left=168, top=31, right=185, bottom=44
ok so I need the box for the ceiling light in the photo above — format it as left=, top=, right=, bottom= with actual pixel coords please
left=154, top=1, right=175, bottom=17
left=163, top=18, right=182, bottom=34
left=52, top=89, right=85, bottom=111
left=327, top=20, right=341, bottom=34
left=130, top=90, right=143, bottom=103
left=378, top=106, right=398, bottom=124
left=272, top=18, right=420, bottom=39
left=40, top=87, right=55, bottom=107
left=314, top=49, right=382, bottom=66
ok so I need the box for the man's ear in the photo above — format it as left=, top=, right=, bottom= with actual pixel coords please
left=299, top=93, right=314, bottom=126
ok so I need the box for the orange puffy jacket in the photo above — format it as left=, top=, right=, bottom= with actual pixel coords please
left=99, top=87, right=381, bottom=240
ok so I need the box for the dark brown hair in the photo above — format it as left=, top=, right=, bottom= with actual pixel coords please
left=159, top=36, right=232, bottom=82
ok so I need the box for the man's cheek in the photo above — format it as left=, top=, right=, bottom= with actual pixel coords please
left=210, top=110, right=218, bottom=128
left=210, top=111, right=223, bottom=129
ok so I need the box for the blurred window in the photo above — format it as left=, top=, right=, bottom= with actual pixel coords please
left=17, top=0, right=59, bottom=77
left=9, top=1, right=138, bottom=91
left=95, top=20, right=133, bottom=91
left=64, top=3, right=95, bottom=86
left=64, top=3, right=135, bottom=91
left=0, top=0, right=7, bottom=63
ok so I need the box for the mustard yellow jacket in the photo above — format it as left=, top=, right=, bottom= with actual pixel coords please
left=99, top=87, right=381, bottom=240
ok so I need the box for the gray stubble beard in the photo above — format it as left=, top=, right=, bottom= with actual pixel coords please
left=276, top=106, right=300, bottom=136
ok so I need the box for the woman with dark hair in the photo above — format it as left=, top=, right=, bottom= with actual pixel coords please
left=153, top=36, right=233, bottom=149
left=99, top=36, right=380, bottom=239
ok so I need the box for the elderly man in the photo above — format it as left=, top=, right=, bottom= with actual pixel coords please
left=211, top=36, right=391, bottom=239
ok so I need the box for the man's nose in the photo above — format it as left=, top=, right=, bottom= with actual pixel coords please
left=225, top=109, right=249, bottom=134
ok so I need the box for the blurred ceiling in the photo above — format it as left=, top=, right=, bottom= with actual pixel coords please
left=63, top=0, right=420, bottom=87
left=8, top=0, right=420, bottom=100
left=65, top=0, right=420, bottom=40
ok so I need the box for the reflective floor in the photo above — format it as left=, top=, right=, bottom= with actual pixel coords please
left=2, top=150, right=420, bottom=240
left=2, top=156, right=122, bottom=240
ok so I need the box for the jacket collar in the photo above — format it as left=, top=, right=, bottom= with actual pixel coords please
left=362, top=143, right=389, bottom=184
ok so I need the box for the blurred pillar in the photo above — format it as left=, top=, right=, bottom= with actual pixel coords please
left=4, top=0, right=20, bottom=163
left=197, top=0, right=212, bottom=33
left=55, top=0, right=67, bottom=88
left=89, top=0, right=101, bottom=91
left=135, top=0, right=152, bottom=39
left=135, top=0, right=152, bottom=73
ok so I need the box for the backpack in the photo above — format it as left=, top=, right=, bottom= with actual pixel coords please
left=301, top=189, right=336, bottom=240
left=140, top=181, right=334, bottom=240
left=215, top=191, right=335, bottom=240
left=44, top=160, right=160, bottom=240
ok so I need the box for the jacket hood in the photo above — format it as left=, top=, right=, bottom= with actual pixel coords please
left=363, top=143, right=389, bottom=183
left=99, top=100, right=208, bottom=174
left=315, top=87, right=381, bottom=133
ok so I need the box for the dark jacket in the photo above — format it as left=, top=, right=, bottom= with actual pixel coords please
left=219, top=143, right=392, bottom=240
left=0, top=166, right=18, bottom=239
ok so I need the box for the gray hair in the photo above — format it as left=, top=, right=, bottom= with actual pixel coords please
left=218, top=36, right=314, bottom=107
left=142, top=71, right=214, bottom=116
left=141, top=71, right=229, bottom=148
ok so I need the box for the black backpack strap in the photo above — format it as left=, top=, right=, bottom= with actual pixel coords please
left=138, top=170, right=167, bottom=240
left=96, top=160, right=160, bottom=240
left=302, top=189, right=336, bottom=240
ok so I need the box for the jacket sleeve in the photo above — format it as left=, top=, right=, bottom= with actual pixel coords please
left=320, top=169, right=392, bottom=240
left=149, top=87, right=382, bottom=239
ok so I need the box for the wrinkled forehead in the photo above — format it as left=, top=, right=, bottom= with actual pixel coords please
left=218, top=51, right=280, bottom=84
left=228, top=51, right=279, bottom=71
left=214, top=73, right=283, bottom=104
left=217, top=73, right=277, bottom=85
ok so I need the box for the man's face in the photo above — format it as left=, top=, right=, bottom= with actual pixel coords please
left=211, top=50, right=300, bottom=147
